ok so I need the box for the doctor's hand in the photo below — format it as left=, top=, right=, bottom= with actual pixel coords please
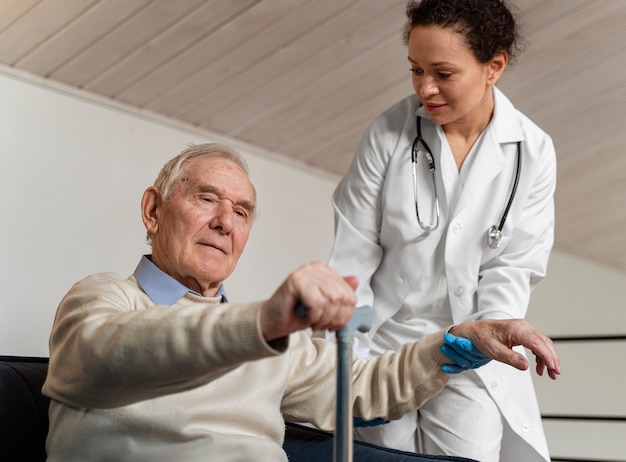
left=448, top=319, right=561, bottom=380
left=260, top=261, right=358, bottom=342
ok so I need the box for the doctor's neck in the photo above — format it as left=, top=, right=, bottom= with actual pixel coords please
left=441, top=91, right=495, bottom=170
left=441, top=92, right=495, bottom=144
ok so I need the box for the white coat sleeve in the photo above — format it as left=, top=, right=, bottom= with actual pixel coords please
left=328, top=115, right=397, bottom=306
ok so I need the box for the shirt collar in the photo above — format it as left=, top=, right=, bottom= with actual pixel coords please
left=134, top=255, right=228, bottom=305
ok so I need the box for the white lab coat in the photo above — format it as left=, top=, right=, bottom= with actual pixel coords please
left=328, top=87, right=556, bottom=461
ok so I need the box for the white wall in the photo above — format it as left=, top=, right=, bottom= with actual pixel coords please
left=0, top=70, right=339, bottom=357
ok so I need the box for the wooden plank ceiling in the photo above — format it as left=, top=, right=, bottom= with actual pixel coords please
left=1, top=0, right=625, bottom=273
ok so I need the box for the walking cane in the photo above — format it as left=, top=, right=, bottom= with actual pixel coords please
left=334, top=305, right=373, bottom=462
left=295, top=303, right=373, bottom=462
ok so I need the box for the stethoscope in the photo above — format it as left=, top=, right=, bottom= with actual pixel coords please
left=411, top=116, right=522, bottom=249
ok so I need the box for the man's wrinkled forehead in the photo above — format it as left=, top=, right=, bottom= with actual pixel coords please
left=179, top=156, right=257, bottom=213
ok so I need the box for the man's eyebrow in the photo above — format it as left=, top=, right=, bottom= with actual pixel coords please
left=240, top=200, right=257, bottom=216
left=196, top=184, right=219, bottom=195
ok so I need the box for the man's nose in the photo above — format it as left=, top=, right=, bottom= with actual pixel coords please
left=210, top=200, right=235, bottom=233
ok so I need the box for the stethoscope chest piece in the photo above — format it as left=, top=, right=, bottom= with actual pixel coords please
left=487, top=225, right=502, bottom=249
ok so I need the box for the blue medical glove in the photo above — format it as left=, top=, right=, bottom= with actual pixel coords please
left=440, top=332, right=491, bottom=374
left=353, top=417, right=390, bottom=427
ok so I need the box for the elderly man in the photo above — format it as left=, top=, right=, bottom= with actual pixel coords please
left=43, top=143, right=559, bottom=462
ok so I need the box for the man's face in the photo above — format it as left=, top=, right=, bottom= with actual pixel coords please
left=146, top=156, right=256, bottom=296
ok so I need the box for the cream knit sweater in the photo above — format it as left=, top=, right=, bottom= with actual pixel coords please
left=43, top=272, right=451, bottom=462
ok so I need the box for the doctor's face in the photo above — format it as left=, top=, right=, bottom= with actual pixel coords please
left=407, top=25, right=506, bottom=127
left=144, top=156, right=256, bottom=297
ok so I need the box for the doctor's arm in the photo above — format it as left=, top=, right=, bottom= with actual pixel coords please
left=475, top=136, right=557, bottom=320
left=328, top=118, right=394, bottom=306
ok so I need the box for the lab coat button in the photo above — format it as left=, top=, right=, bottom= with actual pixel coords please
left=454, top=287, right=465, bottom=297
left=522, top=424, right=531, bottom=432
left=452, top=223, right=462, bottom=233
left=490, top=381, right=498, bottom=390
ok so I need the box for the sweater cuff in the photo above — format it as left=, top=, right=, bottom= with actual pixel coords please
left=253, top=304, right=289, bottom=354
left=421, top=331, right=453, bottom=367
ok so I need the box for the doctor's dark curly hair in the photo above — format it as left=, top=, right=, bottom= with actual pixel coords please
left=402, top=0, right=525, bottom=64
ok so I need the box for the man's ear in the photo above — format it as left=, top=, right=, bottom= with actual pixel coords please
left=141, top=186, right=161, bottom=237
left=487, top=51, right=508, bottom=85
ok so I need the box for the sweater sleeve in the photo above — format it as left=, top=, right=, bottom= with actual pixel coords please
left=281, top=331, right=451, bottom=430
left=43, top=273, right=282, bottom=409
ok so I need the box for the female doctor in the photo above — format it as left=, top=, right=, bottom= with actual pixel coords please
left=327, top=1, right=556, bottom=461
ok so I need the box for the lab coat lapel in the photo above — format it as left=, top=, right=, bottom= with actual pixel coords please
left=452, top=87, right=523, bottom=217
left=453, top=130, right=505, bottom=215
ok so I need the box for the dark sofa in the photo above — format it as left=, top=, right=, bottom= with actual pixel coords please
left=0, top=356, right=476, bottom=462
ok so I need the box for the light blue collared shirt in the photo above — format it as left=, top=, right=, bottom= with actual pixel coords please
left=134, top=255, right=227, bottom=305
